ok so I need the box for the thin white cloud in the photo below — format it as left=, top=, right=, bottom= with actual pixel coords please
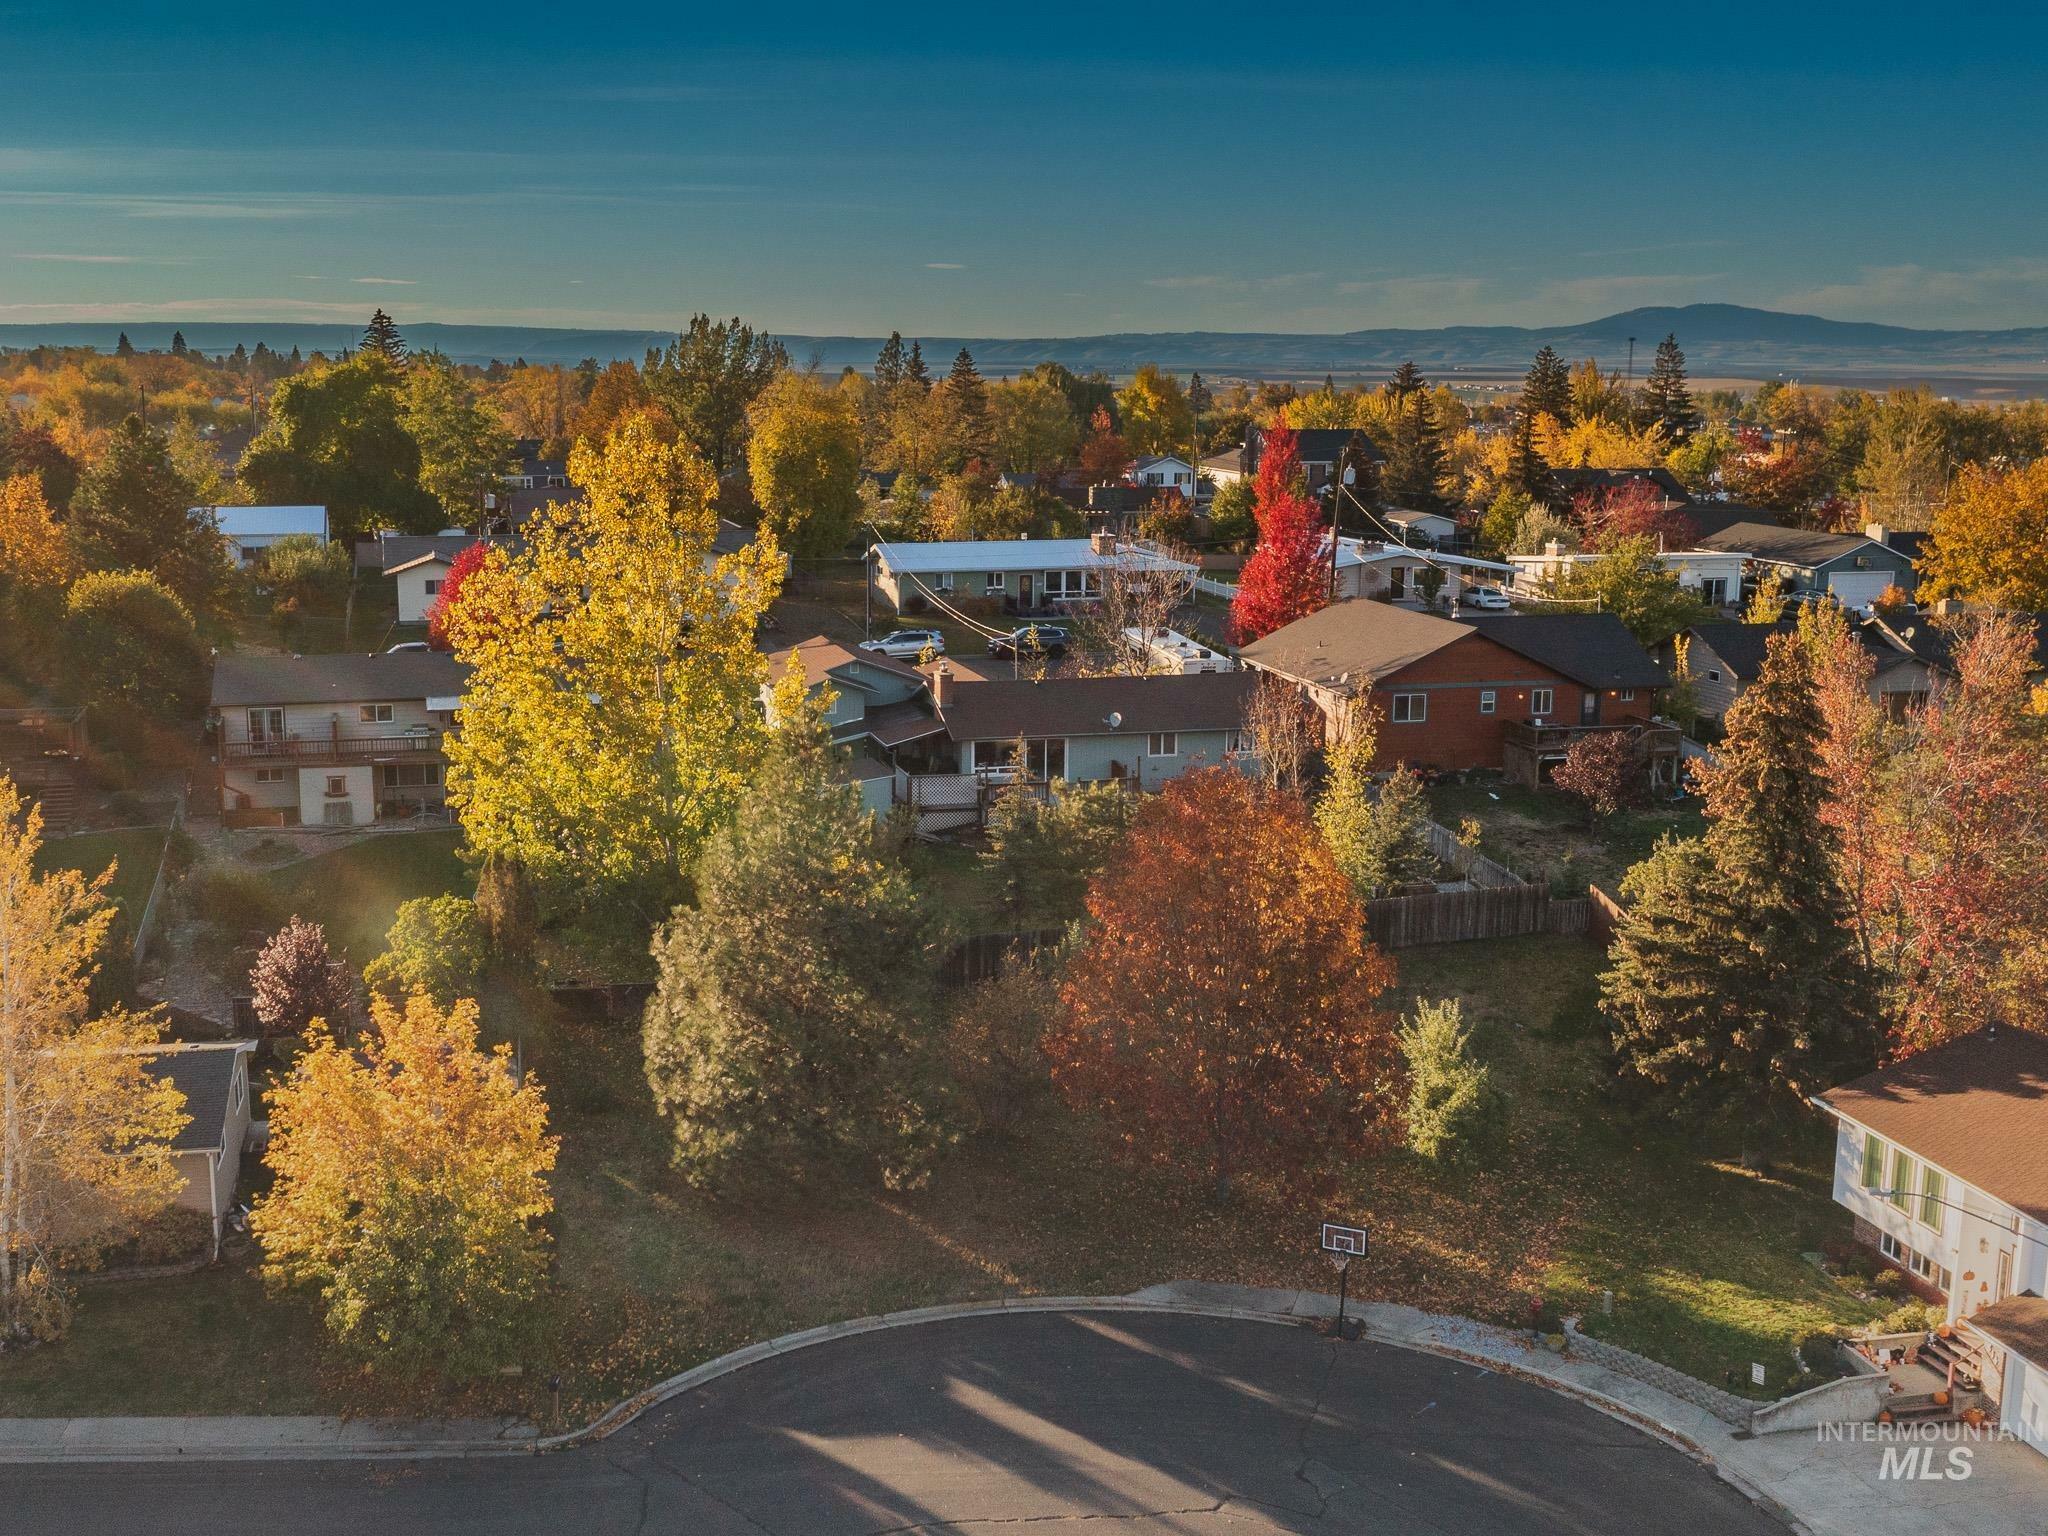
left=13, top=252, right=166, bottom=264
left=352, top=277, right=417, bottom=286
left=1143, top=274, right=1224, bottom=290
left=924, top=262, right=965, bottom=270
left=1774, top=261, right=2048, bottom=326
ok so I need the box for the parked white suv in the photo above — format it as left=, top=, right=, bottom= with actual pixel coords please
left=858, top=628, right=946, bottom=660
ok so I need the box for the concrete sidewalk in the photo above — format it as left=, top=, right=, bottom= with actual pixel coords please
left=0, top=1414, right=537, bottom=1462
left=1136, top=1281, right=2048, bottom=1536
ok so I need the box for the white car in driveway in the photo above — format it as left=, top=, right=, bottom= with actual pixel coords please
left=1460, top=584, right=1513, bottom=611
left=858, top=628, right=946, bottom=660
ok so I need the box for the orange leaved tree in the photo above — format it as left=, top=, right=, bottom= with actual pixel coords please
left=1048, top=767, right=1402, bottom=1198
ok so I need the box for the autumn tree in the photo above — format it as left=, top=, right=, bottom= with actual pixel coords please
left=256, top=993, right=555, bottom=1377
left=400, top=353, right=512, bottom=518
left=0, top=417, right=82, bottom=510
left=1049, top=768, right=1402, bottom=1197
left=568, top=359, right=657, bottom=448
left=1920, top=459, right=2048, bottom=609
left=1531, top=536, right=1710, bottom=646
left=1552, top=730, right=1643, bottom=827
left=746, top=370, right=863, bottom=558
left=1228, top=423, right=1328, bottom=643
left=444, top=416, right=783, bottom=933
left=1603, top=636, right=1876, bottom=1147
left=1317, top=704, right=1434, bottom=898
left=69, top=414, right=228, bottom=620
left=0, top=778, right=186, bottom=1343
left=990, top=374, right=1078, bottom=474
left=1577, top=480, right=1696, bottom=551
left=63, top=570, right=207, bottom=721
left=1116, top=364, right=1194, bottom=456
left=248, top=916, right=354, bottom=1041
left=425, top=541, right=494, bottom=650
left=0, top=473, right=73, bottom=643
left=1241, top=673, right=1316, bottom=794
left=642, top=683, right=950, bottom=1189
left=643, top=314, right=789, bottom=475
left=1076, top=405, right=1131, bottom=483
left=242, top=355, right=442, bottom=539
left=363, top=895, right=486, bottom=1007
left=256, top=532, right=351, bottom=639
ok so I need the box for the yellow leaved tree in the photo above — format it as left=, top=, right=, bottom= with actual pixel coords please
left=255, top=992, right=557, bottom=1378
left=443, top=416, right=784, bottom=943
left=0, top=775, right=186, bottom=1343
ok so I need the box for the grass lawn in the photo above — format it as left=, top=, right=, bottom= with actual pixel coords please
left=1429, top=780, right=1706, bottom=893
left=262, top=828, right=468, bottom=963
left=36, top=827, right=169, bottom=925
left=18, top=921, right=1874, bottom=1419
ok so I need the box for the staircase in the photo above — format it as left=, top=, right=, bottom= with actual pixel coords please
left=1920, top=1330, right=1983, bottom=1392
left=32, top=777, right=77, bottom=834
left=1882, top=1387, right=1991, bottom=1426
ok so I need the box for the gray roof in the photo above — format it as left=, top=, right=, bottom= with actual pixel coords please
left=1684, top=503, right=1785, bottom=540
left=1545, top=466, right=1691, bottom=504
left=937, top=671, right=1255, bottom=742
left=211, top=650, right=470, bottom=709
left=1461, top=613, right=1669, bottom=690
left=379, top=533, right=480, bottom=574
left=1696, top=521, right=1891, bottom=568
left=1237, top=601, right=1470, bottom=690
left=140, top=1044, right=249, bottom=1153
left=1687, top=621, right=1796, bottom=683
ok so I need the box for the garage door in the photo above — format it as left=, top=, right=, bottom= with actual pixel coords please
left=1827, top=570, right=1893, bottom=609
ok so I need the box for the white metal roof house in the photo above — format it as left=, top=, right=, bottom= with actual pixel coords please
left=865, top=534, right=1195, bottom=615
left=1508, top=541, right=1748, bottom=609
left=195, top=504, right=330, bottom=565
left=1814, top=1029, right=2048, bottom=1454
left=1330, top=536, right=1515, bottom=607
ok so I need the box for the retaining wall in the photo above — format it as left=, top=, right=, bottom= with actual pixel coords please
left=1563, top=1319, right=1756, bottom=1425
left=1747, top=1371, right=1888, bottom=1436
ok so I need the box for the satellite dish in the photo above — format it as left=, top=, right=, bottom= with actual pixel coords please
left=1105, top=711, right=1123, bottom=730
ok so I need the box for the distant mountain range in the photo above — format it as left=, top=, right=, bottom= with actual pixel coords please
left=7, top=304, right=2048, bottom=383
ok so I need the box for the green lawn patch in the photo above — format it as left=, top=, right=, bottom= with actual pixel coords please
left=263, top=829, right=468, bottom=963
left=36, top=827, right=168, bottom=925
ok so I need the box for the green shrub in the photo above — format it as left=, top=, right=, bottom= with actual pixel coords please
left=364, top=894, right=486, bottom=1005
left=1876, top=1299, right=1938, bottom=1334
left=183, top=863, right=288, bottom=943
left=1398, top=997, right=1505, bottom=1162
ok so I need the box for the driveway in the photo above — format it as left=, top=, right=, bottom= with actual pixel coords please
left=5, top=1311, right=1781, bottom=1534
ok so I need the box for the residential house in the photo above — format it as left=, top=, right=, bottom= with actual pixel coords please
left=1238, top=602, right=1675, bottom=787
left=1681, top=501, right=1785, bottom=540
left=196, top=504, right=329, bottom=566
left=210, top=651, right=468, bottom=827
left=1543, top=466, right=1691, bottom=513
left=865, top=534, right=1195, bottom=616
left=503, top=440, right=569, bottom=490
left=1813, top=1028, right=2048, bottom=1455
left=1508, top=541, right=1747, bottom=608
left=1130, top=455, right=1196, bottom=500
left=378, top=533, right=482, bottom=624
left=1329, top=537, right=1515, bottom=606
left=1378, top=508, right=1461, bottom=549
left=1198, top=450, right=1244, bottom=489
left=762, top=637, right=944, bottom=815
left=1243, top=426, right=1383, bottom=494
left=926, top=665, right=1256, bottom=790
left=1696, top=521, right=1916, bottom=610
left=139, top=1041, right=257, bottom=1256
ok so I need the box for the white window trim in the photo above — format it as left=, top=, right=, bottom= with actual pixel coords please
left=1619, top=689, right=1636, bottom=702
left=1390, top=692, right=1427, bottom=724
left=360, top=703, right=395, bottom=724
left=1146, top=732, right=1178, bottom=758
left=1530, top=687, right=1554, bottom=716
left=1478, top=690, right=1496, bottom=716
left=1706, top=668, right=1722, bottom=682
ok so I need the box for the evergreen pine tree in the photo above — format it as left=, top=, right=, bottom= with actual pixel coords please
left=115, top=332, right=135, bottom=358
left=1382, top=389, right=1447, bottom=510
left=1602, top=635, right=1876, bottom=1148
left=231, top=342, right=248, bottom=368
left=69, top=414, right=226, bottom=619
left=1384, top=359, right=1426, bottom=401
left=361, top=307, right=406, bottom=364
left=641, top=686, right=953, bottom=1189
left=1642, top=333, right=1696, bottom=441
left=1522, top=345, right=1572, bottom=425
left=170, top=330, right=187, bottom=356
left=941, top=347, right=991, bottom=466
left=289, top=344, right=302, bottom=365
left=1187, top=370, right=1212, bottom=421
left=874, top=331, right=906, bottom=388
left=904, top=341, right=931, bottom=390
left=1505, top=408, right=1548, bottom=500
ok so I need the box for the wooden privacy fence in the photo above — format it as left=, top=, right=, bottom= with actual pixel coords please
left=1423, top=820, right=1523, bottom=889
left=1366, top=885, right=1592, bottom=948
left=939, top=928, right=1065, bottom=988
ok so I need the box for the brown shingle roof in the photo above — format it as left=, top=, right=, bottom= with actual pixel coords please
left=937, top=671, right=1255, bottom=742
left=1815, top=1029, right=2048, bottom=1223
left=1965, top=1294, right=2048, bottom=1371
left=1236, top=600, right=1470, bottom=691
left=764, top=635, right=925, bottom=687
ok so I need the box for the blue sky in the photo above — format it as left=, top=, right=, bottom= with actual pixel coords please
left=4, top=2, right=2047, bottom=335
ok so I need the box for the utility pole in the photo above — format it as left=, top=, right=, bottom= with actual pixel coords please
left=1327, top=444, right=1348, bottom=602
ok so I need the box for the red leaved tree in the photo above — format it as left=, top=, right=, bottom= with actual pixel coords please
left=1047, top=767, right=1402, bottom=1197
left=1551, top=730, right=1644, bottom=827
left=426, top=542, right=495, bottom=650
left=1077, top=406, right=1132, bottom=483
left=1228, top=424, right=1329, bottom=643
left=249, top=915, right=355, bottom=1041
left=1575, top=480, right=1697, bottom=552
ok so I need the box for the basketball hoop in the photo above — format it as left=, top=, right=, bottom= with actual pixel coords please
left=1319, top=1222, right=1368, bottom=1338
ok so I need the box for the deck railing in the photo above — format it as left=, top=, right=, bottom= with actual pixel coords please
left=222, top=731, right=443, bottom=764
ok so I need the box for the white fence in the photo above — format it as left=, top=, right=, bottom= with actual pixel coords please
left=1192, top=576, right=1239, bottom=600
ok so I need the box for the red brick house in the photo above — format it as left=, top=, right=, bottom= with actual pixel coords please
left=1237, top=601, right=1678, bottom=787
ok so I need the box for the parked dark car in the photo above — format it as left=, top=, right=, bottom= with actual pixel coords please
left=988, top=624, right=1069, bottom=659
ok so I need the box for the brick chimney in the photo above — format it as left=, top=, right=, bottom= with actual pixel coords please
left=1864, top=522, right=1890, bottom=547
left=1090, top=529, right=1117, bottom=557
left=928, top=662, right=953, bottom=710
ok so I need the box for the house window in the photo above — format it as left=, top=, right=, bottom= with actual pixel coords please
left=1619, top=689, right=1636, bottom=702
left=1919, top=1165, right=1946, bottom=1229
left=1478, top=690, right=1496, bottom=716
left=1888, top=1147, right=1917, bottom=1211
left=1530, top=687, right=1554, bottom=716
left=1225, top=729, right=1252, bottom=754
left=1877, top=1231, right=1953, bottom=1293
left=230, top=1070, right=245, bottom=1114
left=1390, top=693, right=1427, bottom=723
left=324, top=775, right=348, bottom=798
left=1706, top=668, right=1722, bottom=683
left=1854, top=555, right=1873, bottom=569
left=423, top=579, right=442, bottom=596
left=1699, top=578, right=1729, bottom=606
left=322, top=801, right=353, bottom=827
left=1860, top=1133, right=1888, bottom=1190
left=983, top=572, right=1005, bottom=595
left=381, top=763, right=443, bottom=788
left=1146, top=732, right=1178, bottom=757
left=360, top=704, right=394, bottom=724
left=254, top=767, right=287, bottom=785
